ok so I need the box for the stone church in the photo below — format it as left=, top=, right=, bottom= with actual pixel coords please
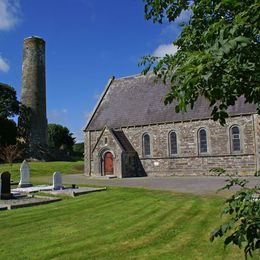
left=84, top=73, right=260, bottom=177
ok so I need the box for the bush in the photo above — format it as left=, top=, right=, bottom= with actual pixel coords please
left=71, top=143, right=84, bottom=161
left=210, top=168, right=260, bottom=258
left=73, top=143, right=84, bottom=154
left=48, top=124, right=75, bottom=152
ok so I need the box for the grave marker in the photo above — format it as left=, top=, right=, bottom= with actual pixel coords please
left=53, top=172, right=63, bottom=190
left=19, top=160, right=33, bottom=187
left=0, top=172, right=11, bottom=199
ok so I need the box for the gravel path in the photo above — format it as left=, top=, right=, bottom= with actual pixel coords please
left=63, top=174, right=259, bottom=195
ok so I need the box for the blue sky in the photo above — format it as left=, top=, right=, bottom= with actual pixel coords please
left=0, top=0, right=185, bottom=142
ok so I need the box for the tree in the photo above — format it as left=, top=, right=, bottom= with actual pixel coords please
left=209, top=168, right=259, bottom=259
left=48, top=124, right=75, bottom=152
left=141, top=0, right=260, bottom=125
left=141, top=1, right=260, bottom=257
left=0, top=144, right=23, bottom=173
left=72, top=142, right=84, bottom=159
left=0, top=83, right=19, bottom=146
left=0, top=83, right=19, bottom=119
left=73, top=142, right=84, bottom=153
left=0, top=118, right=17, bottom=146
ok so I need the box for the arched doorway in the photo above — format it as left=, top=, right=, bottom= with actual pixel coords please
left=104, top=152, right=113, bottom=175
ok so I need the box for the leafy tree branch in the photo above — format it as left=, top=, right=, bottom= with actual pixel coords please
left=141, top=0, right=260, bottom=125
left=210, top=168, right=259, bottom=258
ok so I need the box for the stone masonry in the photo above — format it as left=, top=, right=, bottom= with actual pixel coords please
left=84, top=74, right=259, bottom=178
left=19, top=36, right=48, bottom=158
left=85, top=115, right=260, bottom=177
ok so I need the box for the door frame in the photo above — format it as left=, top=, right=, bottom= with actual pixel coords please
left=100, top=149, right=115, bottom=176
left=103, top=151, right=114, bottom=175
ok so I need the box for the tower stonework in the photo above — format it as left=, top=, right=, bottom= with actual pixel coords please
left=19, top=36, right=48, bottom=158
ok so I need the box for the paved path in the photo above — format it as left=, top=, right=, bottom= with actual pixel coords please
left=63, top=174, right=259, bottom=195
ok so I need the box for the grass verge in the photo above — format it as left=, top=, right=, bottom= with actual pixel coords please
left=0, top=187, right=258, bottom=259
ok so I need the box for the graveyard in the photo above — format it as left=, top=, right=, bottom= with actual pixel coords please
left=0, top=160, right=84, bottom=183
left=0, top=160, right=105, bottom=210
left=0, top=161, right=258, bottom=259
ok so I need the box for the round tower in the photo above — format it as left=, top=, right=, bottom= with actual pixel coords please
left=19, top=36, right=48, bottom=155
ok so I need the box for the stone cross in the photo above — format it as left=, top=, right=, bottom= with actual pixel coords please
left=0, top=172, right=11, bottom=199
left=53, top=172, right=63, bottom=190
left=19, top=160, right=33, bottom=188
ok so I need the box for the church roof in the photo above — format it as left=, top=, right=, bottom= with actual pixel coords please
left=85, top=73, right=257, bottom=131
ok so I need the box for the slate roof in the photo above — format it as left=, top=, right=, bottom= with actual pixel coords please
left=85, top=73, right=257, bottom=131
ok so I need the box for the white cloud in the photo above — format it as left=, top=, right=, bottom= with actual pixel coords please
left=73, top=111, right=93, bottom=143
left=175, top=9, right=191, bottom=24
left=161, top=23, right=180, bottom=36
left=73, top=128, right=84, bottom=143
left=153, top=43, right=178, bottom=58
left=161, top=9, right=192, bottom=37
left=84, top=111, right=92, bottom=121
left=0, top=55, right=9, bottom=72
left=48, top=108, right=68, bottom=124
left=0, top=0, right=21, bottom=31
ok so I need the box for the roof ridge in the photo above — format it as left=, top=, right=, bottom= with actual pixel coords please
left=114, top=71, right=154, bottom=81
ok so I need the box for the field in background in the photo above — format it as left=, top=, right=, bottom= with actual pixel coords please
left=0, top=161, right=84, bottom=183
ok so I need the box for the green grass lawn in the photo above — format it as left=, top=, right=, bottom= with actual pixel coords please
left=0, top=161, right=84, bottom=182
left=0, top=161, right=258, bottom=259
left=0, top=187, right=258, bottom=259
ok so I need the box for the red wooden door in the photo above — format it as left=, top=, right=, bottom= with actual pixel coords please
left=104, top=152, right=113, bottom=175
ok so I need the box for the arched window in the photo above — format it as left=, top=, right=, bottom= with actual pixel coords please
left=169, top=131, right=178, bottom=155
left=231, top=126, right=241, bottom=152
left=198, top=128, right=207, bottom=154
left=143, top=133, right=151, bottom=156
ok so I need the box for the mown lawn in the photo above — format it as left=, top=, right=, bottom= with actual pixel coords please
left=0, top=187, right=257, bottom=259
left=0, top=161, right=84, bottom=183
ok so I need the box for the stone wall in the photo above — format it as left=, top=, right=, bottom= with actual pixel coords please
left=253, top=114, right=260, bottom=173
left=84, top=131, right=90, bottom=175
left=139, top=155, right=256, bottom=176
left=122, top=152, right=146, bottom=177
left=84, top=130, right=101, bottom=175
left=20, top=37, right=47, bottom=148
left=85, top=114, right=259, bottom=177
left=91, top=128, right=123, bottom=178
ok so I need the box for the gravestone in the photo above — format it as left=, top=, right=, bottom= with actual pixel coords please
left=0, top=172, right=11, bottom=199
left=19, top=160, right=33, bottom=187
left=53, top=172, right=63, bottom=190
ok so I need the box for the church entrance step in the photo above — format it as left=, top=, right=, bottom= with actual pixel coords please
left=90, top=175, right=117, bottom=179
left=105, top=175, right=117, bottom=179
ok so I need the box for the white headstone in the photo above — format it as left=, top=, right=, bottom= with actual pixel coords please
left=19, top=160, right=32, bottom=187
left=53, top=172, right=63, bottom=190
